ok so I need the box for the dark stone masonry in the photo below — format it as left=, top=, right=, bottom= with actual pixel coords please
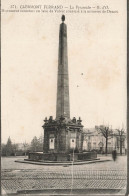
left=43, top=116, right=83, bottom=154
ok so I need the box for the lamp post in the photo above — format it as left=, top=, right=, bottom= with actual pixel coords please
left=71, top=147, right=74, bottom=194
left=71, top=139, right=75, bottom=194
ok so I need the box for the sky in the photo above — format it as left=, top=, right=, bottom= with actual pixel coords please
left=1, top=0, right=127, bottom=143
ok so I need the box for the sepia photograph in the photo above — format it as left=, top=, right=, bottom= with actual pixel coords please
left=1, top=0, right=128, bottom=195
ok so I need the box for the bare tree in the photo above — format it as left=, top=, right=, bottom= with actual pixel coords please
left=30, top=134, right=44, bottom=152
left=23, top=141, right=29, bottom=156
left=115, top=129, right=126, bottom=155
left=12, top=143, right=19, bottom=156
left=96, top=125, right=112, bottom=155
left=38, top=133, right=44, bottom=152
left=31, top=136, right=39, bottom=152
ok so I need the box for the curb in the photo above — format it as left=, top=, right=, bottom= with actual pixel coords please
left=15, top=159, right=112, bottom=166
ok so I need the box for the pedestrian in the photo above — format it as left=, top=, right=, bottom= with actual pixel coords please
left=112, top=150, right=117, bottom=161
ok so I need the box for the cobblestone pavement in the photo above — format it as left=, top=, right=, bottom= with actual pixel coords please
left=1, top=156, right=127, bottom=195
left=1, top=169, right=127, bottom=194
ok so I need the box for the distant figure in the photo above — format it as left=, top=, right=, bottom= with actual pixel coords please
left=125, top=148, right=127, bottom=155
left=112, top=150, right=117, bottom=161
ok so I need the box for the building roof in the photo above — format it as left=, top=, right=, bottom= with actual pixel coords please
left=83, top=127, right=126, bottom=137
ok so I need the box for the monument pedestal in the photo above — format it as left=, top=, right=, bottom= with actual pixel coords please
left=43, top=116, right=83, bottom=154
left=28, top=116, right=97, bottom=162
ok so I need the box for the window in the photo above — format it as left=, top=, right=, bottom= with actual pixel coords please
left=108, top=142, right=111, bottom=147
left=88, top=142, right=91, bottom=150
left=122, top=140, right=125, bottom=147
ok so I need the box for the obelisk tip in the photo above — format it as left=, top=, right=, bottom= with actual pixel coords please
left=61, top=15, right=65, bottom=22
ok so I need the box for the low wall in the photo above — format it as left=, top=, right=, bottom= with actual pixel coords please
left=28, top=151, right=97, bottom=162
left=78, top=152, right=97, bottom=160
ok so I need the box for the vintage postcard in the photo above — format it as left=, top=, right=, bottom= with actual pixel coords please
left=1, top=0, right=127, bottom=195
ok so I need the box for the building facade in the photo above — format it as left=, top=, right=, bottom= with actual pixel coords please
left=83, top=126, right=127, bottom=154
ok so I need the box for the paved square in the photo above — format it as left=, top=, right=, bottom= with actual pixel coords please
left=1, top=155, right=127, bottom=195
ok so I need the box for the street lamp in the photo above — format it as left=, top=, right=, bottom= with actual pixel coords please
left=71, top=139, right=75, bottom=194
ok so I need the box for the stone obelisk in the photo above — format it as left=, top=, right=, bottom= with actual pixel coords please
left=56, top=15, right=70, bottom=120
left=42, top=15, right=83, bottom=156
left=28, top=16, right=98, bottom=162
